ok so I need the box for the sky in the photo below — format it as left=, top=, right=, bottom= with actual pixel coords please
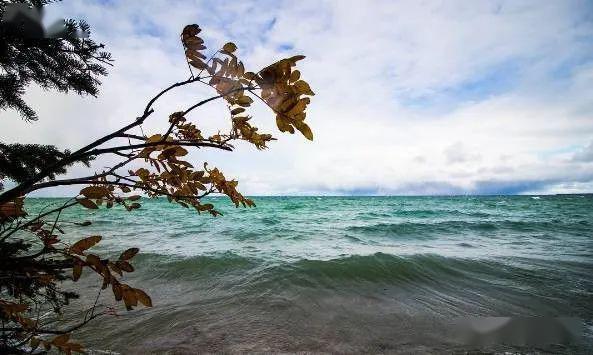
left=2, top=0, right=593, bottom=196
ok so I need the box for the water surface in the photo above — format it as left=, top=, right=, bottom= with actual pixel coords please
left=26, top=196, right=593, bottom=353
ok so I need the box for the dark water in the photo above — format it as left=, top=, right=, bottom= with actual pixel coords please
left=26, top=196, right=593, bottom=353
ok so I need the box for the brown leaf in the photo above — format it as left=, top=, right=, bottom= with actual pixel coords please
left=80, top=186, right=110, bottom=199
left=119, top=247, right=139, bottom=261
left=197, top=203, right=214, bottom=211
left=112, top=281, right=122, bottom=301
left=230, top=107, right=245, bottom=115
left=122, top=286, right=138, bottom=310
left=69, top=236, right=102, bottom=255
left=135, top=288, right=153, bottom=307
left=222, top=42, right=237, bottom=53
left=296, top=122, right=313, bottom=141
left=289, top=70, right=301, bottom=83
left=116, top=260, right=134, bottom=272
left=72, top=262, right=83, bottom=281
left=51, top=334, right=70, bottom=346
left=77, top=198, right=98, bottom=209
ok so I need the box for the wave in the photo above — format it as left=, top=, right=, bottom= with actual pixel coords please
left=132, top=252, right=577, bottom=291
left=129, top=252, right=593, bottom=318
left=345, top=220, right=591, bottom=237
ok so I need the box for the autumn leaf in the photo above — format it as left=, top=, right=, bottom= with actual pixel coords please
left=222, top=42, right=237, bottom=53
left=72, top=262, right=83, bottom=281
left=69, top=236, right=102, bottom=255
left=51, top=334, right=70, bottom=346
left=77, top=198, right=98, bottom=209
left=295, top=122, right=314, bottom=141
left=119, top=247, right=139, bottom=261
left=230, top=107, right=245, bottom=115
left=135, top=288, right=153, bottom=307
left=294, top=80, right=315, bottom=95
left=80, top=186, right=110, bottom=199
left=116, top=260, right=134, bottom=272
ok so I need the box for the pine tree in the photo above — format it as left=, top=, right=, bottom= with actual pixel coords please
left=0, top=0, right=110, bottom=191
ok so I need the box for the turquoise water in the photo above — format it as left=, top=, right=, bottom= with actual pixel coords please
left=25, top=196, right=593, bottom=353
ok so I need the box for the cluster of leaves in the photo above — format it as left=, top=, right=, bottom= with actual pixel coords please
left=0, top=204, right=150, bottom=354
left=181, top=24, right=314, bottom=145
left=0, top=21, right=314, bottom=354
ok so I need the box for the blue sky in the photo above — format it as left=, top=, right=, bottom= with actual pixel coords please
left=2, top=0, right=593, bottom=195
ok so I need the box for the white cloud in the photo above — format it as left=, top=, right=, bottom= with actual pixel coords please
left=2, top=0, right=593, bottom=196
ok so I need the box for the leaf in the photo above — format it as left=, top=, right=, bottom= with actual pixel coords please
left=85, top=254, right=103, bottom=271
left=289, top=70, right=301, bottom=83
left=80, top=186, right=110, bottom=199
left=288, top=55, right=306, bottom=65
left=135, top=288, right=153, bottom=307
left=52, top=334, right=70, bottom=346
left=72, top=262, right=83, bottom=281
left=116, top=260, right=134, bottom=272
left=70, top=235, right=102, bottom=255
left=230, top=107, right=245, bottom=115
left=197, top=203, right=214, bottom=211
left=128, top=195, right=141, bottom=201
left=222, top=42, right=237, bottom=53
left=78, top=198, right=98, bottom=209
left=119, top=247, right=139, bottom=260
left=112, top=282, right=122, bottom=301
left=122, top=286, right=138, bottom=310
left=189, top=58, right=209, bottom=70
left=294, top=80, right=315, bottom=95
left=146, top=134, right=163, bottom=143
left=236, top=96, right=253, bottom=106
left=296, top=122, right=313, bottom=141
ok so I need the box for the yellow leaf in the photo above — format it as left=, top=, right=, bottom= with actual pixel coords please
left=222, top=42, right=237, bottom=53
left=287, top=98, right=310, bottom=115
left=236, top=96, right=253, bottom=106
left=294, top=80, right=314, bottom=95
left=287, top=55, right=306, bottom=65
left=296, top=122, right=313, bottom=141
left=146, top=134, right=163, bottom=143
left=70, top=235, right=102, bottom=255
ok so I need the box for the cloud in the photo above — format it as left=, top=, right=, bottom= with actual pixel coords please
left=444, top=142, right=482, bottom=164
left=572, top=140, right=593, bottom=162
left=2, top=0, right=593, bottom=196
